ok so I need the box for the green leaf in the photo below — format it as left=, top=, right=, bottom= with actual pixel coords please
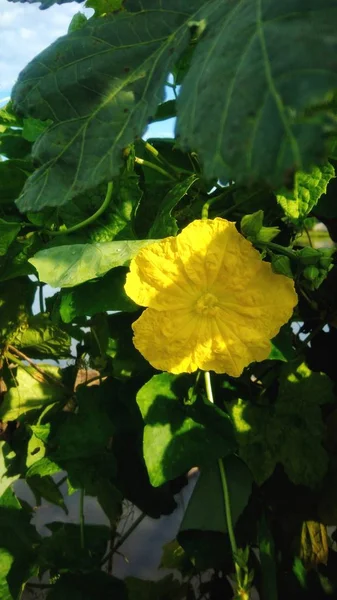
left=12, top=2, right=202, bottom=210
left=46, top=571, right=128, bottom=600
left=0, top=133, right=31, bottom=160
left=29, top=239, right=155, bottom=287
left=0, top=487, right=40, bottom=600
left=160, top=540, right=192, bottom=576
left=268, top=324, right=296, bottom=362
left=0, top=160, right=34, bottom=205
left=0, top=366, right=65, bottom=422
left=8, top=0, right=83, bottom=7
left=26, top=457, right=61, bottom=479
left=12, top=313, right=71, bottom=358
left=0, top=442, right=20, bottom=498
left=125, top=575, right=183, bottom=600
left=153, top=99, right=177, bottom=122
left=27, top=475, right=68, bottom=513
left=39, top=523, right=111, bottom=573
left=84, top=0, right=122, bottom=15
left=177, top=1, right=337, bottom=186
left=22, top=117, right=52, bottom=142
left=0, top=220, right=21, bottom=256
left=136, top=373, right=236, bottom=486
left=148, top=174, right=198, bottom=238
left=178, top=456, right=253, bottom=569
left=277, top=163, right=335, bottom=223
left=59, top=267, right=137, bottom=323
left=106, top=312, right=150, bottom=379
left=258, top=514, right=278, bottom=600
left=68, top=11, right=88, bottom=33
left=229, top=361, right=333, bottom=487
left=0, top=277, right=35, bottom=345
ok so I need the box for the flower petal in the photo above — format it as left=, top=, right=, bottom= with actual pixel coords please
left=132, top=306, right=272, bottom=377
left=176, top=218, right=261, bottom=288
left=125, top=237, right=197, bottom=310
left=132, top=308, right=200, bottom=374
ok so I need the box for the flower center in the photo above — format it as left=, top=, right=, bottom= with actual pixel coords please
left=195, top=292, right=219, bottom=316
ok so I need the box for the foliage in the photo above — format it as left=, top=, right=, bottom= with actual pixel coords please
left=1, top=0, right=337, bottom=598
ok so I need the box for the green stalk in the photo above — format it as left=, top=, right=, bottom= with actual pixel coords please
left=80, top=487, right=85, bottom=549
left=135, top=156, right=176, bottom=180
left=46, top=181, right=114, bottom=237
left=204, top=372, right=243, bottom=589
left=257, top=241, right=295, bottom=260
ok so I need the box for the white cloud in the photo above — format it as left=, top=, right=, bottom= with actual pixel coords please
left=0, top=0, right=90, bottom=94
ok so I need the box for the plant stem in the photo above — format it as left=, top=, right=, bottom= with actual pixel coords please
left=135, top=156, right=176, bottom=180
left=80, top=487, right=85, bottom=549
left=7, top=345, right=65, bottom=388
left=100, top=512, right=146, bottom=567
left=204, top=371, right=244, bottom=591
left=46, top=182, right=113, bottom=237
left=38, top=283, right=45, bottom=313
left=257, top=241, right=295, bottom=260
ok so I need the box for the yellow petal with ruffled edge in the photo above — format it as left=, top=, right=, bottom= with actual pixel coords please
left=125, top=218, right=298, bottom=376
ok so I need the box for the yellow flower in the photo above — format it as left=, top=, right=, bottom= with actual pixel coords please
left=124, top=218, right=297, bottom=376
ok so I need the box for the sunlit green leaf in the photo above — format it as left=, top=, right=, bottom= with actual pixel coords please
left=0, top=365, right=65, bottom=422
left=277, top=163, right=335, bottom=223
left=29, top=239, right=155, bottom=288
left=12, top=313, right=71, bottom=358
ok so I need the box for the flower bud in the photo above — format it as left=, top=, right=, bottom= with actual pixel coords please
left=240, top=210, right=263, bottom=239
left=271, top=255, right=293, bottom=278
left=303, top=265, right=320, bottom=282
left=297, top=247, right=321, bottom=265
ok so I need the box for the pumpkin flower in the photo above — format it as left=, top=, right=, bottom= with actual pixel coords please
left=124, top=218, right=297, bottom=377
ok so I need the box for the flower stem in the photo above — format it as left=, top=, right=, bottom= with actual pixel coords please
left=135, top=156, right=176, bottom=180
left=204, top=371, right=244, bottom=591
left=80, top=487, right=85, bottom=549
left=46, top=181, right=114, bottom=237
left=257, top=241, right=295, bottom=260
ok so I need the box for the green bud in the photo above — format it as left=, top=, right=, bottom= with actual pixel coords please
left=271, top=255, right=293, bottom=278
left=256, top=226, right=280, bottom=243
left=319, top=248, right=335, bottom=269
left=297, top=247, right=321, bottom=265
left=303, top=265, right=320, bottom=282
left=241, top=210, right=263, bottom=239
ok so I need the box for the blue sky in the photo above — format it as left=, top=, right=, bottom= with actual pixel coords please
left=0, top=0, right=175, bottom=137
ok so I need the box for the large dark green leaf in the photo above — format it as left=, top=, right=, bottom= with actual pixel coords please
left=29, top=239, right=155, bottom=287
left=178, top=456, right=253, bottom=568
left=0, top=160, right=34, bottom=206
left=8, top=0, right=83, bottom=9
left=38, top=523, right=110, bottom=573
left=177, top=0, right=337, bottom=187
left=59, top=267, right=137, bottom=323
left=12, top=0, right=203, bottom=211
left=229, top=361, right=333, bottom=488
left=0, top=133, right=31, bottom=160
left=0, top=487, right=40, bottom=600
left=136, top=373, right=236, bottom=486
left=0, top=221, right=21, bottom=256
